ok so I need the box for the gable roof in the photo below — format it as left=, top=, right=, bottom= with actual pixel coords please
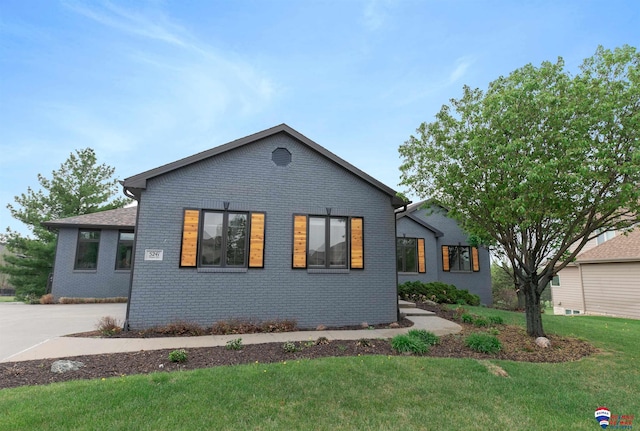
left=122, top=123, right=405, bottom=208
left=42, top=207, right=137, bottom=230
left=395, top=199, right=444, bottom=237
left=576, top=228, right=640, bottom=263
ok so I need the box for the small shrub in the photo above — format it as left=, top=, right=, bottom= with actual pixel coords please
left=212, top=319, right=298, bottom=335
left=357, top=338, right=372, bottom=347
left=489, top=315, right=505, bottom=325
left=58, top=297, right=127, bottom=304
left=488, top=328, right=501, bottom=336
left=473, top=317, right=490, bottom=327
left=407, top=329, right=440, bottom=346
left=315, top=336, right=329, bottom=345
left=461, top=313, right=474, bottom=324
left=260, top=320, right=297, bottom=333
left=282, top=341, right=298, bottom=353
left=391, top=334, right=428, bottom=355
left=168, top=349, right=188, bottom=363
left=398, top=281, right=480, bottom=305
left=157, top=321, right=206, bottom=336
left=465, top=333, right=502, bottom=354
left=225, top=338, right=243, bottom=350
left=23, top=294, right=41, bottom=304
left=39, top=294, right=55, bottom=304
left=96, top=316, right=122, bottom=336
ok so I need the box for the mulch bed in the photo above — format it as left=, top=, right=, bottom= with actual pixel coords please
left=0, top=303, right=598, bottom=390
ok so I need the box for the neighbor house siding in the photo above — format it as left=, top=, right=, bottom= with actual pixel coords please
left=127, top=133, right=398, bottom=329
left=581, top=262, right=640, bottom=319
left=552, top=265, right=585, bottom=315
left=51, top=227, right=131, bottom=299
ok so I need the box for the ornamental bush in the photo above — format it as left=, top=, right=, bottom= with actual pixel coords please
left=398, top=281, right=480, bottom=306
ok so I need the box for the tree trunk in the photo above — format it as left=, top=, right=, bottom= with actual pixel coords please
left=523, top=281, right=545, bottom=337
left=516, top=288, right=526, bottom=310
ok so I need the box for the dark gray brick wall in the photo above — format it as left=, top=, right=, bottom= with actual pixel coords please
left=396, top=205, right=492, bottom=305
left=51, top=228, right=130, bottom=298
left=127, top=133, right=398, bottom=329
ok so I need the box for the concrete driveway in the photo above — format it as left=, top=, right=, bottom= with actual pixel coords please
left=0, top=302, right=126, bottom=362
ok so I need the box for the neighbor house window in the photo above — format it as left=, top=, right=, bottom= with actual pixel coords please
left=116, top=231, right=134, bottom=270
left=180, top=209, right=265, bottom=269
left=292, top=215, right=364, bottom=270
left=442, top=245, right=480, bottom=272
left=551, top=275, right=560, bottom=287
left=596, top=230, right=615, bottom=245
left=200, top=211, right=248, bottom=267
left=75, top=230, right=100, bottom=270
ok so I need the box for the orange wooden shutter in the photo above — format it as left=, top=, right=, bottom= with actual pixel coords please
left=472, top=247, right=480, bottom=272
left=442, top=245, right=450, bottom=272
left=180, top=209, right=199, bottom=267
left=249, top=212, right=265, bottom=268
left=292, top=215, right=307, bottom=268
left=350, top=217, right=364, bottom=269
left=417, top=238, right=426, bottom=273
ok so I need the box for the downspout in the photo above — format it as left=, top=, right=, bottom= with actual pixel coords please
left=394, top=200, right=411, bottom=322
left=123, top=186, right=140, bottom=331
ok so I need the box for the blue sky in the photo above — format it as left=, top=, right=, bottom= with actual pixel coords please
left=1, top=0, right=638, bottom=236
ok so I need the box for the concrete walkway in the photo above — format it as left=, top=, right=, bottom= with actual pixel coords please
left=1, top=301, right=461, bottom=363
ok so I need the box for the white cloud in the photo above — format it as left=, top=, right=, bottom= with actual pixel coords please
left=362, top=0, right=395, bottom=31
left=447, top=57, right=474, bottom=85
left=57, top=1, right=277, bottom=157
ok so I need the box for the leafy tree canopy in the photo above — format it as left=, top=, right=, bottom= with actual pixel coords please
left=1, top=148, right=130, bottom=300
left=399, top=45, right=640, bottom=336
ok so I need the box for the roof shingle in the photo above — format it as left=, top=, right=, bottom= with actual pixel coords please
left=576, top=228, right=640, bottom=263
left=42, top=206, right=137, bottom=229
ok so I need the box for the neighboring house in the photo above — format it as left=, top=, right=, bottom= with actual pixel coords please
left=395, top=201, right=492, bottom=305
left=552, top=228, right=640, bottom=319
left=43, top=207, right=137, bottom=299
left=118, top=124, right=405, bottom=329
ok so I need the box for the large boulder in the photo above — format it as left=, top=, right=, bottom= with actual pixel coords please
left=535, top=337, right=551, bottom=349
left=51, top=360, right=85, bottom=374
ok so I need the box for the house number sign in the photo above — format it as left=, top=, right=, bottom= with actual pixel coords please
left=144, top=249, right=164, bottom=261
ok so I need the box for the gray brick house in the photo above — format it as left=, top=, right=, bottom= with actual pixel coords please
left=43, top=207, right=136, bottom=299
left=396, top=201, right=492, bottom=305
left=120, top=124, right=405, bottom=329
left=44, top=125, right=492, bottom=328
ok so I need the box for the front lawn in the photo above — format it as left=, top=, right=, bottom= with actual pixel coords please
left=0, top=309, right=637, bottom=430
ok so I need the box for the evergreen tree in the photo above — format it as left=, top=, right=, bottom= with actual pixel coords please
left=0, top=148, right=129, bottom=301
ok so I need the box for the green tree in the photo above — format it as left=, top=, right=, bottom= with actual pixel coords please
left=0, top=148, right=129, bottom=301
left=399, top=45, right=640, bottom=337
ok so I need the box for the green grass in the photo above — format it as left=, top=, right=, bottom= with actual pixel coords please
left=1, top=309, right=638, bottom=430
left=0, top=296, right=16, bottom=302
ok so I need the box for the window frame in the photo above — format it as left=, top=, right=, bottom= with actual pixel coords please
left=74, top=229, right=101, bottom=270
left=115, top=230, right=135, bottom=271
left=447, top=245, right=472, bottom=272
left=307, top=215, right=349, bottom=269
left=199, top=210, right=249, bottom=268
left=397, top=237, right=418, bottom=273
left=551, top=275, right=560, bottom=287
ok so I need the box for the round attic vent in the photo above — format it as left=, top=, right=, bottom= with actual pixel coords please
left=272, top=147, right=292, bottom=166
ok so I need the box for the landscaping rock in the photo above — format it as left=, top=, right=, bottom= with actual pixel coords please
left=388, top=322, right=400, bottom=328
left=360, top=322, right=369, bottom=329
left=51, top=360, right=85, bottom=374
left=315, top=325, right=327, bottom=331
left=424, top=300, right=439, bottom=307
left=535, top=337, right=551, bottom=349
